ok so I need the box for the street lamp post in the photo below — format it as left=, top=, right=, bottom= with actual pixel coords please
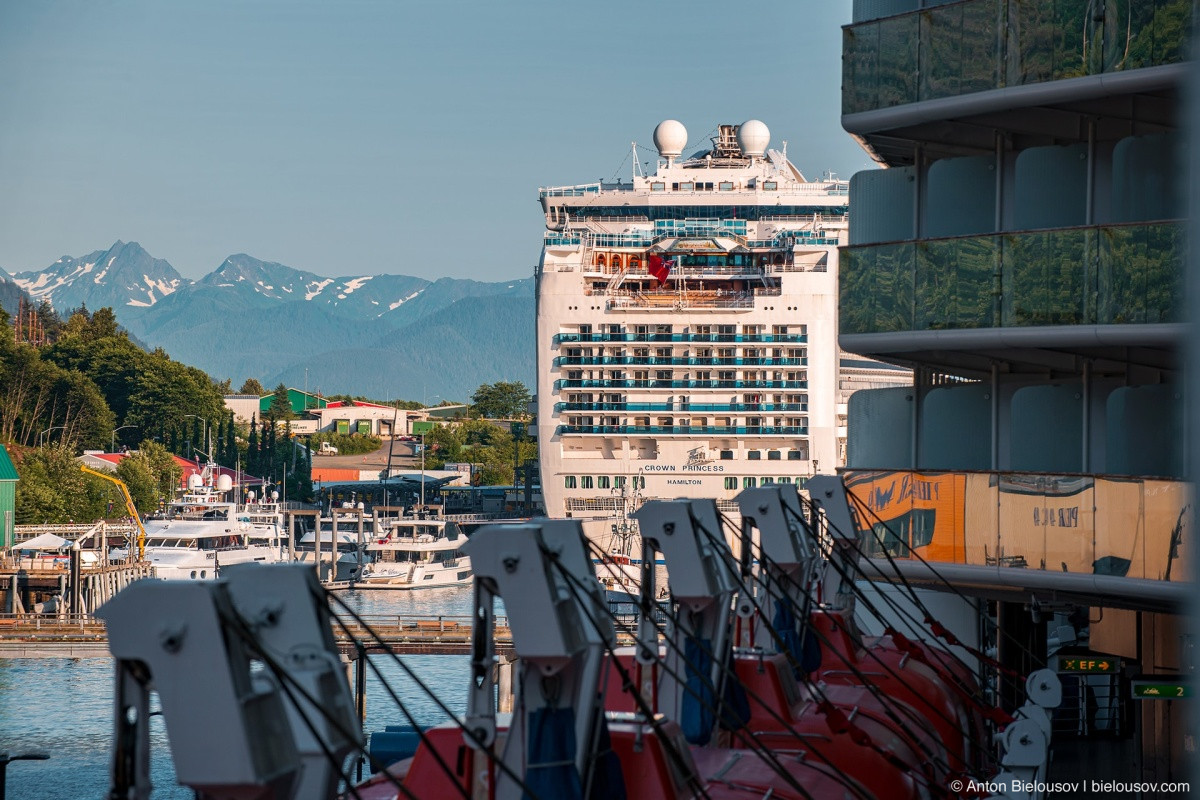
left=184, top=415, right=211, bottom=462
left=111, top=425, right=139, bottom=453
left=37, top=426, right=66, bottom=447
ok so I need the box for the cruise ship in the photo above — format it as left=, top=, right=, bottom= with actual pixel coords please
left=536, top=120, right=908, bottom=523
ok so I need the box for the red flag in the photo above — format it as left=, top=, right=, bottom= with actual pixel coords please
left=648, top=254, right=674, bottom=285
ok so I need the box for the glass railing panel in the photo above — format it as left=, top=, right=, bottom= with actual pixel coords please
left=879, top=12, right=921, bottom=108
left=846, top=0, right=1190, bottom=115
left=843, top=21, right=882, bottom=115
left=844, top=469, right=1190, bottom=582
left=841, top=242, right=916, bottom=334
left=920, top=0, right=1000, bottom=101
left=915, top=235, right=998, bottom=329
left=1001, top=228, right=1089, bottom=326
left=1098, top=222, right=1184, bottom=324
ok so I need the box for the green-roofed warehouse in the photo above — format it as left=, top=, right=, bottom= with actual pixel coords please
left=0, top=445, right=17, bottom=549
left=259, top=389, right=328, bottom=416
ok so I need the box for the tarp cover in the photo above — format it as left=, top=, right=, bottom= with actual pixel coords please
left=524, top=706, right=582, bottom=800
left=15, top=533, right=71, bottom=551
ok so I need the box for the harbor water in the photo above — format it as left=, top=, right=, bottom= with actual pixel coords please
left=1, top=586, right=480, bottom=799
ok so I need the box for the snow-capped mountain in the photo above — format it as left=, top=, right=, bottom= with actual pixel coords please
left=13, top=241, right=535, bottom=398
left=14, top=241, right=183, bottom=312
left=197, top=253, right=431, bottom=319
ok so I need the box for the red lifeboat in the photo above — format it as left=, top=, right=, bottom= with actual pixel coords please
left=809, top=608, right=985, bottom=775
left=365, top=716, right=880, bottom=800
left=602, top=650, right=923, bottom=800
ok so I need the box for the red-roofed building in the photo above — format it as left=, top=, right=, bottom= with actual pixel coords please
left=77, top=451, right=265, bottom=488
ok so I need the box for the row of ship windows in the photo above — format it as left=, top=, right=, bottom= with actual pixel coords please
left=563, top=475, right=806, bottom=489
left=565, top=417, right=807, bottom=426
left=566, top=371, right=808, bottom=380
left=576, top=323, right=803, bottom=336
left=564, top=393, right=809, bottom=404
left=564, top=348, right=807, bottom=357
left=557, top=206, right=848, bottom=220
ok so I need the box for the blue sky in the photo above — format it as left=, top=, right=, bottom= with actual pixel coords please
left=0, top=0, right=867, bottom=281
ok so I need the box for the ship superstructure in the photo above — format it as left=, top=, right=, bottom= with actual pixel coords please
left=536, top=120, right=905, bottom=521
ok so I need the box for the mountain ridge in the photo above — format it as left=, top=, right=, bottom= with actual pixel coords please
left=13, top=241, right=535, bottom=398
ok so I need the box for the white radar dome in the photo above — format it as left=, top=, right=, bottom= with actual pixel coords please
left=217, top=474, right=233, bottom=492
left=737, top=119, right=770, bottom=158
left=188, top=474, right=203, bottom=490
left=653, top=120, right=688, bottom=159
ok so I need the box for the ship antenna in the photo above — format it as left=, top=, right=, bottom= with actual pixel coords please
left=632, top=141, right=642, bottom=178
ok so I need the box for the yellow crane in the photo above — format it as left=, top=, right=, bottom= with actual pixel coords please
left=80, top=464, right=148, bottom=561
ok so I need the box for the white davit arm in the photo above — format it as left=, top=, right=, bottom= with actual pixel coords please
left=804, top=474, right=864, bottom=617
left=735, top=484, right=821, bottom=651
left=222, top=563, right=363, bottom=800
left=462, top=520, right=611, bottom=800
left=632, top=499, right=738, bottom=729
left=98, top=579, right=302, bottom=800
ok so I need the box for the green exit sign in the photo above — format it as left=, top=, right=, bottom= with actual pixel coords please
left=412, top=421, right=434, bottom=435
left=1060, top=657, right=1121, bottom=674
left=1132, top=679, right=1191, bottom=700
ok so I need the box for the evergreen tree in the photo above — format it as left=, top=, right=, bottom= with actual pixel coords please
left=266, top=421, right=277, bottom=477
left=247, top=414, right=259, bottom=476
left=238, top=377, right=266, bottom=396
left=267, top=383, right=294, bottom=421
left=259, top=419, right=270, bottom=477
left=225, top=413, right=236, bottom=466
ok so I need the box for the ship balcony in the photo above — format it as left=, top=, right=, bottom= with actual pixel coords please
left=843, top=468, right=1190, bottom=611
left=554, top=402, right=808, bottom=413
left=554, top=356, right=806, bottom=368
left=554, top=379, right=807, bottom=391
left=554, top=332, right=807, bottom=344
left=605, top=287, right=781, bottom=312
left=558, top=425, right=808, bottom=437
left=843, top=0, right=1190, bottom=118
left=839, top=220, right=1183, bottom=372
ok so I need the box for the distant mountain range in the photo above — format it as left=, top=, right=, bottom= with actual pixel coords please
left=13, top=241, right=535, bottom=401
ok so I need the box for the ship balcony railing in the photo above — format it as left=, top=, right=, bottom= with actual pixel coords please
left=842, top=468, right=1189, bottom=585
left=554, top=381, right=811, bottom=394
left=584, top=265, right=776, bottom=280
left=559, top=425, right=808, bottom=436
left=554, top=402, right=809, bottom=413
left=544, top=233, right=584, bottom=246
left=607, top=290, right=778, bottom=311
left=555, top=356, right=806, bottom=368
left=843, top=0, right=1192, bottom=117
left=539, top=183, right=602, bottom=198
left=840, top=220, right=1184, bottom=335
left=555, top=332, right=807, bottom=344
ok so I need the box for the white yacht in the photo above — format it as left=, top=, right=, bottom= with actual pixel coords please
left=135, top=470, right=287, bottom=580
left=537, top=120, right=909, bottom=523
left=359, top=516, right=471, bottom=589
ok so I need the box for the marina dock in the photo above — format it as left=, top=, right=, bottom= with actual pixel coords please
left=0, top=612, right=525, bottom=659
